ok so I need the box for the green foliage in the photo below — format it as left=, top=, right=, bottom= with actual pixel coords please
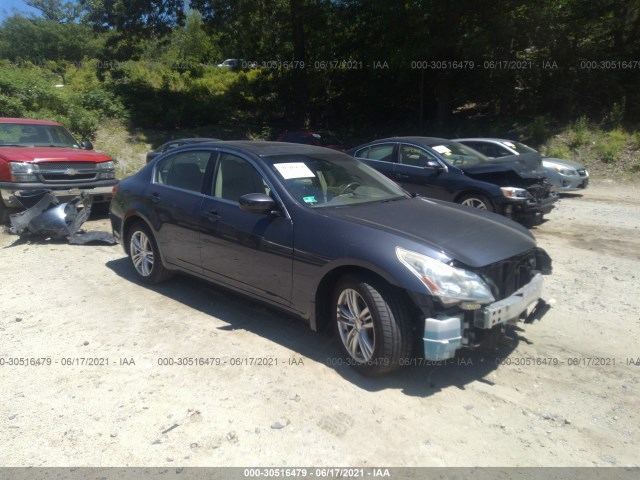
left=0, top=16, right=102, bottom=62
left=607, top=97, right=626, bottom=128
left=568, top=116, right=591, bottom=148
left=0, top=62, right=125, bottom=138
left=595, top=129, right=627, bottom=164
left=528, top=116, right=550, bottom=145
left=25, top=0, right=82, bottom=23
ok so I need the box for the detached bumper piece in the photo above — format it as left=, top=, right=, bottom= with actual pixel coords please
left=8, top=189, right=115, bottom=244
left=423, top=273, right=546, bottom=361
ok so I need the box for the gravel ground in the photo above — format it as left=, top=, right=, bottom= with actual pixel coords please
left=0, top=180, right=639, bottom=467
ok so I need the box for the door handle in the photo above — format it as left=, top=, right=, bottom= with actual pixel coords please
left=395, top=173, right=410, bottom=179
left=202, top=208, right=220, bottom=220
left=145, top=192, right=160, bottom=203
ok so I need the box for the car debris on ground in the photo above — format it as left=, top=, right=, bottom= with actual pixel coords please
left=8, top=189, right=116, bottom=245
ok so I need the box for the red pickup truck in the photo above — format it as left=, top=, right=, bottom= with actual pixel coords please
left=0, top=118, right=117, bottom=223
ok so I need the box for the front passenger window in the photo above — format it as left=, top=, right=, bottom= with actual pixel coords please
left=400, top=145, right=437, bottom=167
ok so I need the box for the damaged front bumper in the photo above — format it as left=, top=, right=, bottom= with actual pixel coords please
left=423, top=273, right=546, bottom=361
left=9, top=190, right=92, bottom=239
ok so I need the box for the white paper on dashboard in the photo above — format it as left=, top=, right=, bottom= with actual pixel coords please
left=274, top=162, right=316, bottom=179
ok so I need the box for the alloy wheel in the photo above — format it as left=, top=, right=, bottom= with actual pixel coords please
left=336, top=288, right=376, bottom=362
left=130, top=230, right=154, bottom=277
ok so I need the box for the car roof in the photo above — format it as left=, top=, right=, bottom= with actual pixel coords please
left=456, top=138, right=518, bottom=143
left=364, top=136, right=450, bottom=146
left=0, top=117, right=62, bottom=126
left=161, top=137, right=220, bottom=145
left=174, top=140, right=342, bottom=156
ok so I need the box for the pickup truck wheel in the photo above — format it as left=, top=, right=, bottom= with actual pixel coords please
left=0, top=202, right=10, bottom=225
left=332, top=275, right=412, bottom=376
left=459, top=194, right=494, bottom=212
left=126, top=222, right=172, bottom=284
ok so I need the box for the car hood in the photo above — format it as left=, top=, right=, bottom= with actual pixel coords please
left=543, top=157, right=585, bottom=170
left=464, top=152, right=545, bottom=179
left=321, top=196, right=536, bottom=268
left=0, top=147, right=111, bottom=163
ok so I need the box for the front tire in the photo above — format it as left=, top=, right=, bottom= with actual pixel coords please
left=332, top=275, right=413, bottom=376
left=0, top=202, right=11, bottom=225
left=126, top=222, right=172, bottom=284
left=458, top=193, right=494, bottom=212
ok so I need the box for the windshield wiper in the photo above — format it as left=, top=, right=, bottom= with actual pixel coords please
left=0, top=144, right=27, bottom=147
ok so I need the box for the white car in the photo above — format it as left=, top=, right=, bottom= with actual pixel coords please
left=455, top=138, right=589, bottom=192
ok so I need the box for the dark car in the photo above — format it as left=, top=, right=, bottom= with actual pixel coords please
left=276, top=130, right=348, bottom=151
left=110, top=141, right=552, bottom=375
left=348, top=137, right=558, bottom=225
left=146, top=138, right=220, bottom=163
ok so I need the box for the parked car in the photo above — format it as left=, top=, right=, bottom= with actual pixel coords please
left=455, top=138, right=589, bottom=192
left=0, top=117, right=117, bottom=223
left=110, top=141, right=552, bottom=375
left=217, top=58, right=242, bottom=69
left=276, top=130, right=348, bottom=151
left=348, top=137, right=557, bottom=225
left=146, top=138, right=220, bottom=163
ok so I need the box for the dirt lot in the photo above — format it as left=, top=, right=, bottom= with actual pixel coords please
left=1, top=180, right=639, bottom=467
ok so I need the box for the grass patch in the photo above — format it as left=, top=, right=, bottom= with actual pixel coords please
left=540, top=125, right=640, bottom=179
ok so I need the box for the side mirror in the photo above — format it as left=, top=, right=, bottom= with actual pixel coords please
left=80, top=140, right=94, bottom=150
left=239, top=193, right=276, bottom=214
left=425, top=159, right=444, bottom=171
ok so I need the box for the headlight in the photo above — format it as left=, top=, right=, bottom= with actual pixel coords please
left=10, top=162, right=39, bottom=182
left=396, top=247, right=495, bottom=305
left=96, top=161, right=115, bottom=179
left=549, top=165, right=576, bottom=175
left=549, top=165, right=578, bottom=175
left=500, top=186, right=528, bottom=199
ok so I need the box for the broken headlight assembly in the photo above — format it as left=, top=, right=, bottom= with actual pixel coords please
left=96, top=161, right=115, bottom=180
left=10, top=162, right=40, bottom=182
left=500, top=186, right=528, bottom=199
left=396, top=247, right=495, bottom=306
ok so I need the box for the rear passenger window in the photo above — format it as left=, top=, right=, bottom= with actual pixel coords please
left=355, top=144, right=395, bottom=162
left=155, top=150, right=212, bottom=192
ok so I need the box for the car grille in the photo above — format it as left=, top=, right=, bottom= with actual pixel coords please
left=37, top=162, right=98, bottom=183
left=477, top=250, right=537, bottom=300
left=577, top=169, right=587, bottom=177
left=526, top=183, right=551, bottom=202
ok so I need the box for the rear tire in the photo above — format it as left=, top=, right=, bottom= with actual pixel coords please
left=0, top=202, right=10, bottom=225
left=332, top=274, right=413, bottom=376
left=126, top=221, right=172, bottom=284
left=458, top=193, right=494, bottom=212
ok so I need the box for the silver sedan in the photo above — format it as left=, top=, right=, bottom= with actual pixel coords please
left=455, top=138, right=589, bottom=192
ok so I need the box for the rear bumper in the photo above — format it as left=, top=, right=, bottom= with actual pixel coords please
left=0, top=180, right=118, bottom=207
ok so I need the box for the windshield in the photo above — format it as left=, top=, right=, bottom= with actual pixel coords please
left=429, top=142, right=491, bottom=167
left=266, top=153, right=408, bottom=208
left=500, top=140, right=537, bottom=154
left=0, top=123, right=80, bottom=148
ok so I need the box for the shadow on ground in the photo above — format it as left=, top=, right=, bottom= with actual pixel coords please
left=106, top=257, right=523, bottom=397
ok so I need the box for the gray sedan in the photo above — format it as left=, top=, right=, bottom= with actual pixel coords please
left=455, top=138, right=589, bottom=192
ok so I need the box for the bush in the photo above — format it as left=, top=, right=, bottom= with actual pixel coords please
left=569, top=115, right=591, bottom=148
left=595, top=129, right=627, bottom=164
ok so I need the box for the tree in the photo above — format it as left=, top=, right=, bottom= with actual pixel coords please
left=80, top=0, right=185, bottom=36
left=0, top=15, right=101, bottom=62
left=24, top=0, right=82, bottom=23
